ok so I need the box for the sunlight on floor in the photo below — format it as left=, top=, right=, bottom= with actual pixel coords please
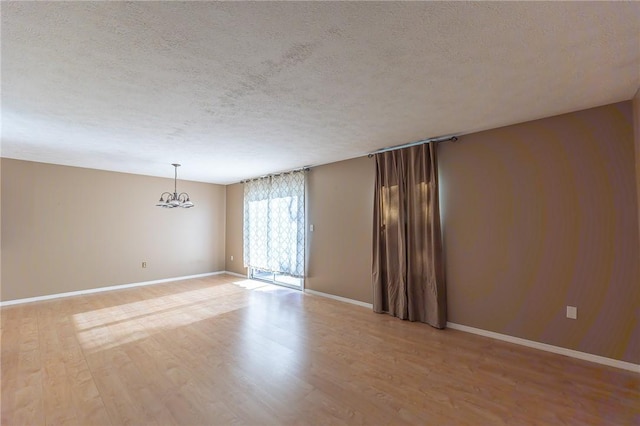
left=73, top=284, right=249, bottom=353
left=232, top=279, right=291, bottom=293
left=231, top=279, right=271, bottom=290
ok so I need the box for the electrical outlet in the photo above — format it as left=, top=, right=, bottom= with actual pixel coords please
left=566, top=306, right=577, bottom=320
left=310, top=224, right=315, bottom=232
left=142, top=261, right=147, bottom=268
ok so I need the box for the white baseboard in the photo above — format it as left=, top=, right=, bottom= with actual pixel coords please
left=0, top=271, right=225, bottom=307
left=304, top=289, right=373, bottom=309
left=447, top=322, right=640, bottom=373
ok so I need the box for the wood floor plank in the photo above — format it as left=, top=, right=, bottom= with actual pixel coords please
left=6, top=349, right=45, bottom=425
left=1, top=275, right=638, bottom=425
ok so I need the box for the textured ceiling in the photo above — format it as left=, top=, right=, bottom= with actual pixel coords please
left=2, top=2, right=639, bottom=184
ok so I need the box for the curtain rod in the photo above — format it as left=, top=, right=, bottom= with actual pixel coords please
left=367, top=135, right=458, bottom=158
left=240, top=166, right=310, bottom=183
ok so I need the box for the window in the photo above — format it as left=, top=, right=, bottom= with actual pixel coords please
left=243, top=171, right=305, bottom=289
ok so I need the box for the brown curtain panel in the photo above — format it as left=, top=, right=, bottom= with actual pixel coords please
left=372, top=143, right=446, bottom=328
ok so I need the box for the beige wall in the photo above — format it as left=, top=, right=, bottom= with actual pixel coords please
left=634, top=88, right=640, bottom=247
left=306, top=157, right=375, bottom=303
left=1, top=159, right=226, bottom=301
left=224, top=183, right=247, bottom=276
left=0, top=158, right=2, bottom=293
left=439, top=101, right=639, bottom=363
left=222, top=101, right=639, bottom=363
left=223, top=158, right=375, bottom=301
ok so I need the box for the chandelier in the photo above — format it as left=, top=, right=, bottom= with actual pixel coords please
left=156, top=163, right=194, bottom=208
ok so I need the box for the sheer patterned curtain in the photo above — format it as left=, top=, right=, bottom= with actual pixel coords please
left=243, top=171, right=305, bottom=277
left=372, top=143, right=446, bottom=328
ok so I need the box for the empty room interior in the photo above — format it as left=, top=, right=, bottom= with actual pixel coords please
left=1, top=2, right=639, bottom=425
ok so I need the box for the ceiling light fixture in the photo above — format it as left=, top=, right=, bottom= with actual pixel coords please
left=156, top=163, right=194, bottom=208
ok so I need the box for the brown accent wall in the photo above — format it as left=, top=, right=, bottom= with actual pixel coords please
left=1, top=159, right=226, bottom=301
left=439, top=101, right=639, bottom=363
left=224, top=183, right=247, bottom=276
left=306, top=156, right=375, bottom=303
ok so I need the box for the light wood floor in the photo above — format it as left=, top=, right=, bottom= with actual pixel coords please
left=1, top=275, right=638, bottom=425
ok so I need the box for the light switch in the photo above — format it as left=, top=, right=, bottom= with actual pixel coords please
left=310, top=224, right=314, bottom=232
